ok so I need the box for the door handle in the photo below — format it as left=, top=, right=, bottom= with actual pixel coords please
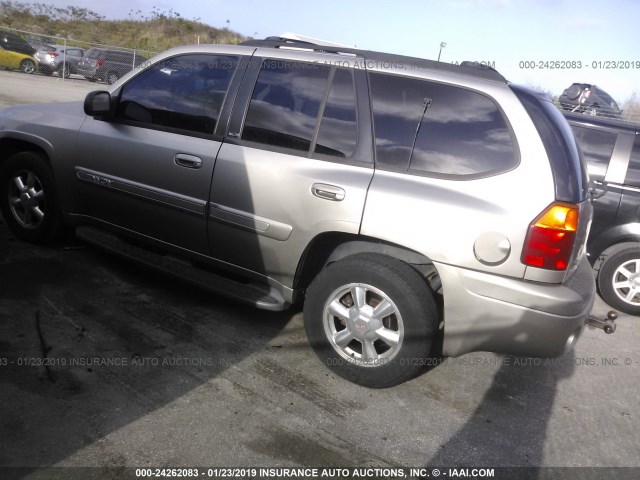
left=175, top=153, right=202, bottom=169
left=311, top=183, right=345, bottom=201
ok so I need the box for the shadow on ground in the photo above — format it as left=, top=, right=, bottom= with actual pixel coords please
left=0, top=217, right=293, bottom=478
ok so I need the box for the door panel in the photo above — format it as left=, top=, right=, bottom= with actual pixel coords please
left=74, top=120, right=220, bottom=254
left=208, top=143, right=372, bottom=286
left=207, top=54, right=373, bottom=287
left=71, top=53, right=245, bottom=254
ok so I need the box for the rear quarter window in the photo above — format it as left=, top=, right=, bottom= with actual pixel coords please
left=369, top=72, right=517, bottom=178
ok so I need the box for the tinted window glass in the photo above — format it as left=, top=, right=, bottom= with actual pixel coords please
left=107, top=51, right=130, bottom=63
left=570, top=125, right=617, bottom=181
left=315, top=69, right=357, bottom=158
left=117, top=54, right=238, bottom=134
left=242, top=60, right=331, bottom=152
left=370, top=72, right=516, bottom=176
left=624, top=136, right=640, bottom=188
left=595, top=88, right=618, bottom=110
left=87, top=49, right=103, bottom=60
left=410, top=84, right=515, bottom=176
left=369, top=73, right=428, bottom=169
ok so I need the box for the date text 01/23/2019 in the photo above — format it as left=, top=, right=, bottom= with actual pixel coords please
left=519, top=60, right=640, bottom=69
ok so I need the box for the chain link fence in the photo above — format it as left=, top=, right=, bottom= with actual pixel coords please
left=1, top=26, right=156, bottom=84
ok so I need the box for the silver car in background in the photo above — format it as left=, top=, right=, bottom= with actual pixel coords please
left=34, top=44, right=85, bottom=78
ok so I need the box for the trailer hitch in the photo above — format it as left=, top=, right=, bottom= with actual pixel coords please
left=587, top=310, right=618, bottom=334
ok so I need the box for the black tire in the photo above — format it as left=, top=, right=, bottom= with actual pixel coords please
left=304, top=253, right=438, bottom=388
left=598, top=246, right=640, bottom=316
left=58, top=64, right=71, bottom=78
left=106, top=71, right=119, bottom=85
left=19, top=59, right=36, bottom=74
left=0, top=151, right=65, bottom=244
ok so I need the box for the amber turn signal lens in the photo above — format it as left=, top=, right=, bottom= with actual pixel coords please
left=522, top=203, right=579, bottom=270
left=534, top=205, right=578, bottom=232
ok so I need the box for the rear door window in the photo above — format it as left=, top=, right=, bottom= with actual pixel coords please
left=314, top=68, right=358, bottom=158
left=241, top=60, right=331, bottom=153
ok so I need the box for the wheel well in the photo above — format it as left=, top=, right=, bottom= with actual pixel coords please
left=593, top=241, right=640, bottom=273
left=0, top=139, right=48, bottom=168
left=293, top=232, right=435, bottom=294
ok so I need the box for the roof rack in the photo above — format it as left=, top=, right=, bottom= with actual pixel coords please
left=239, top=36, right=507, bottom=83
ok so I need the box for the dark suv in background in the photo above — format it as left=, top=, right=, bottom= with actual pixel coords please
left=559, top=83, right=622, bottom=118
left=77, top=47, right=147, bottom=85
left=564, top=112, right=640, bottom=314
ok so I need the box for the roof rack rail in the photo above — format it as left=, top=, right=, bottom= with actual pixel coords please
left=239, top=36, right=507, bottom=83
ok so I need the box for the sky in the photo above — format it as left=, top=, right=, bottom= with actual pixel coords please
left=35, top=0, right=640, bottom=103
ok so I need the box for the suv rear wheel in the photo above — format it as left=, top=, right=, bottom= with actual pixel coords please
left=58, top=64, right=71, bottom=78
left=598, top=245, right=640, bottom=315
left=304, top=253, right=437, bottom=388
left=106, top=71, right=120, bottom=85
left=0, top=151, right=65, bottom=244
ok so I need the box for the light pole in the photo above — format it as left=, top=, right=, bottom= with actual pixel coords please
left=437, top=42, right=447, bottom=62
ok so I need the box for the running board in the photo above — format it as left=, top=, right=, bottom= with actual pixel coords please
left=75, top=226, right=289, bottom=311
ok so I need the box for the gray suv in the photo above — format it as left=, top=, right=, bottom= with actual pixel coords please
left=0, top=37, right=607, bottom=387
left=77, top=47, right=147, bottom=85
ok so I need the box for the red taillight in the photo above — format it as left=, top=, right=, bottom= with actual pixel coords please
left=521, top=203, right=579, bottom=271
left=49, top=52, right=58, bottom=58
left=96, top=60, right=105, bottom=67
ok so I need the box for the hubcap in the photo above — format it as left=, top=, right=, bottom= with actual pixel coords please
left=323, top=283, right=403, bottom=367
left=8, top=170, right=46, bottom=229
left=612, top=259, right=640, bottom=306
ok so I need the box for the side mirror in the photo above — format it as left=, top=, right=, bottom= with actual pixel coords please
left=84, top=91, right=113, bottom=117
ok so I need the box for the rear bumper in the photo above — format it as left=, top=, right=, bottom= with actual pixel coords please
left=439, top=258, right=595, bottom=358
left=77, top=66, right=98, bottom=78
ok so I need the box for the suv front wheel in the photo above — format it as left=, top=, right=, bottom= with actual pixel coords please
left=0, top=151, right=65, bottom=244
left=304, top=253, right=438, bottom=388
left=598, top=245, right=640, bottom=315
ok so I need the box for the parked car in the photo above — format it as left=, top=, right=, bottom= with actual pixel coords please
left=565, top=112, right=640, bottom=315
left=34, top=44, right=85, bottom=77
left=0, top=30, right=36, bottom=56
left=0, top=44, right=37, bottom=73
left=0, top=37, right=609, bottom=387
left=77, top=47, right=147, bottom=84
left=559, top=83, right=622, bottom=118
